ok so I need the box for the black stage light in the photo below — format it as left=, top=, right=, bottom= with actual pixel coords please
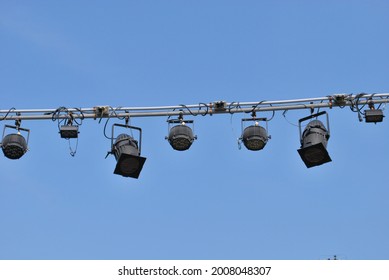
left=241, top=124, right=268, bottom=151
left=1, top=133, right=27, bottom=159
left=167, top=124, right=195, bottom=151
left=240, top=117, right=269, bottom=151
left=60, top=125, right=79, bottom=139
left=166, top=115, right=196, bottom=151
left=298, top=112, right=331, bottom=168
left=112, top=134, right=146, bottom=178
left=109, top=124, right=146, bottom=179
left=1, top=125, right=30, bottom=160
left=364, top=109, right=384, bottom=123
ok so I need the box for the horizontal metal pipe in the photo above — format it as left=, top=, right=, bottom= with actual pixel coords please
left=1, top=96, right=388, bottom=121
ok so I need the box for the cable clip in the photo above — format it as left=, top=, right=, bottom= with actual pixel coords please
left=15, top=113, right=22, bottom=131
left=368, top=98, right=375, bottom=110
left=125, top=115, right=130, bottom=126
left=251, top=109, right=257, bottom=118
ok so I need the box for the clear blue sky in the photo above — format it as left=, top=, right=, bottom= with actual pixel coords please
left=1, top=0, right=389, bottom=260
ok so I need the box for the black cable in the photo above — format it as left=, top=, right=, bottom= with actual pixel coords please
left=355, top=93, right=368, bottom=116
left=72, top=107, right=85, bottom=125
left=228, top=102, right=243, bottom=114
left=199, top=103, right=209, bottom=116
left=282, top=103, right=310, bottom=127
left=376, top=96, right=386, bottom=110
left=179, top=103, right=209, bottom=116
left=349, top=96, right=358, bottom=113
left=68, top=138, right=78, bottom=157
left=51, top=107, right=68, bottom=121
left=267, top=105, right=275, bottom=122
left=102, top=107, right=129, bottom=140
left=179, top=104, right=196, bottom=116
left=354, top=93, right=370, bottom=122
left=103, top=114, right=113, bottom=140
left=109, top=106, right=125, bottom=120
left=251, top=100, right=266, bottom=112
left=166, top=108, right=176, bottom=122
left=249, top=101, right=275, bottom=122
left=51, top=107, right=69, bottom=130
left=0, top=107, right=16, bottom=121
left=282, top=110, right=299, bottom=127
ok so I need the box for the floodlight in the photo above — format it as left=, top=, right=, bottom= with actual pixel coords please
left=1, top=125, right=30, bottom=160
left=240, top=117, right=269, bottom=151
left=167, top=124, right=195, bottom=151
left=364, top=109, right=384, bottom=123
left=109, top=124, right=146, bottom=179
left=166, top=114, right=196, bottom=151
left=298, top=112, right=331, bottom=168
left=60, top=125, right=79, bottom=138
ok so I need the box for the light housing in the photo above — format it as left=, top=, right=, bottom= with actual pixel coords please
left=364, top=109, right=384, bottom=123
left=60, top=125, right=79, bottom=139
left=1, top=125, right=30, bottom=160
left=297, top=111, right=331, bottom=168
left=110, top=124, right=146, bottom=179
left=240, top=117, right=269, bottom=151
left=166, top=116, right=196, bottom=151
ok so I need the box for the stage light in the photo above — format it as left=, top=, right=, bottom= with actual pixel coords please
left=166, top=114, right=196, bottom=151
left=167, top=124, right=195, bottom=151
left=240, top=117, right=269, bottom=151
left=60, top=125, right=79, bottom=138
left=298, top=112, right=331, bottom=168
left=1, top=125, right=30, bottom=160
left=364, top=109, right=384, bottom=123
left=241, top=124, right=268, bottom=151
left=109, top=124, right=146, bottom=179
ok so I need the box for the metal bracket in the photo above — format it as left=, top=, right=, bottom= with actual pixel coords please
left=94, top=106, right=110, bottom=120
left=298, top=111, right=330, bottom=143
left=1, top=124, right=30, bottom=146
left=110, top=123, right=143, bottom=154
left=240, top=117, right=270, bottom=140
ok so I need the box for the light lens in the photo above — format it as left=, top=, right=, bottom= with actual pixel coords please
left=60, top=125, right=79, bottom=138
left=168, top=125, right=195, bottom=151
left=365, top=109, right=384, bottom=123
left=1, top=133, right=27, bottom=159
left=298, top=120, right=331, bottom=168
left=242, top=125, right=268, bottom=151
left=112, top=134, right=146, bottom=178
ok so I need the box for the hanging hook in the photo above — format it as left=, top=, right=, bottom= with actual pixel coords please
left=124, top=111, right=130, bottom=127
left=178, top=111, right=184, bottom=124
left=310, top=102, right=314, bottom=115
left=368, top=98, right=375, bottom=110
left=15, top=112, right=21, bottom=131
left=66, top=112, right=74, bottom=126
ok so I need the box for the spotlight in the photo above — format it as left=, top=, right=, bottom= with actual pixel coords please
left=240, top=117, right=269, bottom=151
left=166, top=114, right=196, bottom=151
left=364, top=109, right=384, bottom=123
left=109, top=124, right=146, bottom=179
left=1, top=125, right=30, bottom=160
left=60, top=125, right=79, bottom=139
left=297, top=111, right=331, bottom=168
left=59, top=116, right=80, bottom=139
